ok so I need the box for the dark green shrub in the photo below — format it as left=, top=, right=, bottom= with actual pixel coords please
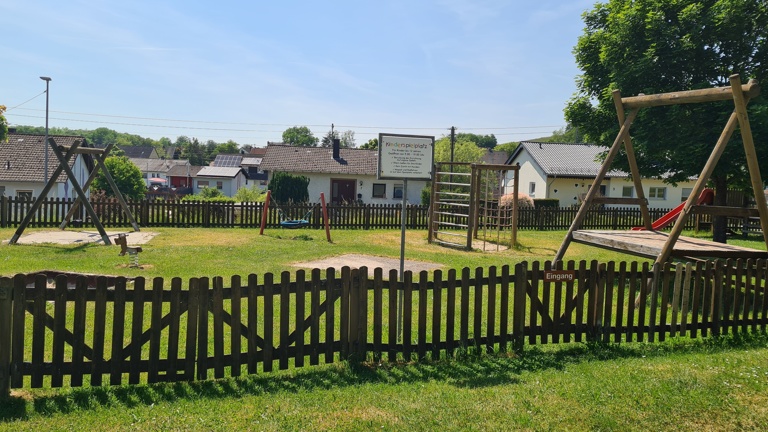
left=268, top=172, right=310, bottom=203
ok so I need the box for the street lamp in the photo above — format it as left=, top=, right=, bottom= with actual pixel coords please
left=40, top=76, right=51, bottom=183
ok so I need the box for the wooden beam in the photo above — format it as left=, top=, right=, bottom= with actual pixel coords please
left=622, top=79, right=760, bottom=109
left=730, top=74, right=768, bottom=249
left=613, top=89, right=653, bottom=229
left=58, top=146, right=106, bottom=155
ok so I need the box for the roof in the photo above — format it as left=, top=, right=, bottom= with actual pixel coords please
left=507, top=142, right=626, bottom=178
left=0, top=133, right=91, bottom=183
left=249, top=147, right=267, bottom=157
left=260, top=144, right=378, bottom=175
left=129, top=158, right=189, bottom=173
left=241, top=156, right=262, bottom=166
left=197, top=166, right=244, bottom=178
left=119, top=145, right=159, bottom=159
left=211, top=154, right=243, bottom=167
left=166, top=164, right=203, bottom=177
left=481, top=149, right=508, bottom=165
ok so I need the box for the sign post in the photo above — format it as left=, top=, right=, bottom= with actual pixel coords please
left=378, top=133, right=435, bottom=341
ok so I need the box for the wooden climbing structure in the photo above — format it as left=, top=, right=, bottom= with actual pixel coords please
left=9, top=138, right=139, bottom=245
left=555, top=74, right=768, bottom=264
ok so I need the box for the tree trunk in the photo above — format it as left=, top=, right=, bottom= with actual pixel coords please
left=712, top=176, right=728, bottom=243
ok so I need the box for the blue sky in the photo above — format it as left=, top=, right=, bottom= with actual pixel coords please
left=2, top=0, right=595, bottom=146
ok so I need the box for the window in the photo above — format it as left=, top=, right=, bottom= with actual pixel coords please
left=16, top=190, right=33, bottom=199
left=681, top=188, right=693, bottom=202
left=373, top=183, right=386, bottom=198
left=216, top=181, right=223, bottom=190
left=599, top=185, right=607, bottom=196
left=649, top=187, right=667, bottom=199
left=529, top=182, right=536, bottom=196
left=393, top=184, right=404, bottom=199
left=198, top=180, right=209, bottom=188
left=622, top=186, right=634, bottom=198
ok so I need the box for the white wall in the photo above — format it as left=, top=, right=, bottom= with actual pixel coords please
left=506, top=150, right=548, bottom=198
left=194, top=172, right=246, bottom=197
left=0, top=156, right=91, bottom=199
left=268, top=172, right=426, bottom=204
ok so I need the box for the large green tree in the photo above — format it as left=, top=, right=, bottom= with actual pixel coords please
left=456, top=133, right=497, bottom=149
left=566, top=0, right=768, bottom=242
left=282, top=126, right=318, bottom=147
left=92, top=156, right=146, bottom=200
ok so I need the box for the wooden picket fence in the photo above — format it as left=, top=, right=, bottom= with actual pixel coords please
left=1, top=259, right=767, bottom=397
left=0, top=196, right=744, bottom=231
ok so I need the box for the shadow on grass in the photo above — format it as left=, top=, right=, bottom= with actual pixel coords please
left=2, top=332, right=766, bottom=422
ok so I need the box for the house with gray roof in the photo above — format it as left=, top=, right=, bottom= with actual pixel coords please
left=194, top=166, right=247, bottom=196
left=0, top=133, right=93, bottom=200
left=119, top=145, right=161, bottom=159
left=128, top=157, right=190, bottom=187
left=260, top=142, right=427, bottom=204
left=506, top=142, right=697, bottom=208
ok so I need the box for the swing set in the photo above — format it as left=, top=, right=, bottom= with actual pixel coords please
left=259, top=190, right=332, bottom=242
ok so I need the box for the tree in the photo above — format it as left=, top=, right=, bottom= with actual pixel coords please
left=92, top=156, right=146, bottom=200
left=538, top=125, right=585, bottom=143
left=434, top=136, right=486, bottom=165
left=340, top=130, right=356, bottom=148
left=456, top=133, right=497, bottom=149
left=565, top=0, right=768, bottom=242
left=360, top=138, right=378, bottom=150
left=0, top=105, right=7, bottom=143
left=320, top=129, right=338, bottom=147
left=494, top=141, right=519, bottom=156
left=282, top=126, right=318, bottom=147
left=179, top=136, right=206, bottom=166
left=268, top=172, right=310, bottom=203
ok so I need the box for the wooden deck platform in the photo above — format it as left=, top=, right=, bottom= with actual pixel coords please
left=572, top=230, right=768, bottom=260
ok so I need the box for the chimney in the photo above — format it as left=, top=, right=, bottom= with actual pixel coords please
left=332, top=138, right=340, bottom=159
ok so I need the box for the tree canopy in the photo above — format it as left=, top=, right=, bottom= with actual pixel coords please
left=92, top=156, right=146, bottom=201
left=434, top=136, right=486, bottom=165
left=456, top=133, right=497, bottom=149
left=565, top=0, right=768, bottom=240
left=282, top=126, right=318, bottom=147
left=360, top=138, right=378, bottom=150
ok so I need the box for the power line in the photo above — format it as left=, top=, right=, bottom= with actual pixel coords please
left=6, top=92, right=47, bottom=111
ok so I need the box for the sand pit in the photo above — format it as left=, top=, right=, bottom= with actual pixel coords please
left=294, top=253, right=442, bottom=274
left=7, top=230, right=157, bottom=245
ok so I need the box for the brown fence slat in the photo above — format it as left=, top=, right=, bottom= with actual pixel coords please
left=387, top=269, right=399, bottom=362
left=246, top=274, right=259, bottom=374
left=373, top=268, right=383, bottom=362
left=71, top=278, right=88, bottom=387
left=110, top=278, right=127, bottom=386
left=310, top=269, right=321, bottom=366
left=459, top=267, right=470, bottom=350
left=417, top=270, right=428, bottom=360
left=148, top=277, right=164, bottom=383
left=51, top=276, right=68, bottom=388
left=129, top=278, right=146, bottom=385
left=230, top=275, right=242, bottom=377
left=279, top=271, right=291, bottom=370
left=499, top=265, right=510, bottom=351
left=212, top=276, right=225, bottom=379
left=263, top=273, right=274, bottom=373
left=10, top=275, right=27, bottom=388
left=325, top=268, right=336, bottom=364
left=402, top=271, right=413, bottom=361
left=445, top=269, right=457, bottom=355
left=167, top=277, right=182, bottom=380
left=295, top=270, right=306, bottom=368
left=196, top=277, right=209, bottom=380
left=432, top=270, right=443, bottom=360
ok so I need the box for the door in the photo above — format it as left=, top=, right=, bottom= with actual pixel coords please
left=331, top=179, right=356, bottom=203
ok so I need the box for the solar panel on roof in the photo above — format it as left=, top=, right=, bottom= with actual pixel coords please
left=213, top=154, right=242, bottom=167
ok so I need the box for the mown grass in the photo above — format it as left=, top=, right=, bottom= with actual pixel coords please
left=2, top=227, right=767, bottom=430
left=1, top=334, right=767, bottom=431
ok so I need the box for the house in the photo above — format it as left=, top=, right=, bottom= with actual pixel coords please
left=211, top=153, right=268, bottom=188
left=119, top=145, right=161, bottom=159
left=194, top=166, right=247, bottom=196
left=0, top=133, right=93, bottom=199
left=505, top=142, right=698, bottom=208
left=128, top=157, right=190, bottom=187
left=165, top=163, right=203, bottom=194
left=259, top=142, right=427, bottom=204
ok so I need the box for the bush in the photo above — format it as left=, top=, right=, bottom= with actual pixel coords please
left=499, top=192, right=534, bottom=209
left=421, top=185, right=431, bottom=205
left=268, top=172, right=309, bottom=203
left=181, top=188, right=236, bottom=203
left=234, top=184, right=267, bottom=202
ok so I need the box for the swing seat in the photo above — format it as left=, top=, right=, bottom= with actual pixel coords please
left=280, top=219, right=310, bottom=229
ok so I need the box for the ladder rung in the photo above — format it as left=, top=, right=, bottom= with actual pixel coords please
left=435, top=181, right=471, bottom=187
left=435, top=221, right=469, bottom=229
left=436, top=171, right=472, bottom=177
left=434, top=211, right=468, bottom=218
left=436, top=230, right=467, bottom=238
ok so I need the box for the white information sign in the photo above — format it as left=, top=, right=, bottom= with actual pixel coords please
left=378, top=133, right=434, bottom=181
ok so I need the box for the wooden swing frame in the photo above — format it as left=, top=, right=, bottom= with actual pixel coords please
left=9, top=138, right=139, bottom=245
left=554, top=74, right=768, bottom=264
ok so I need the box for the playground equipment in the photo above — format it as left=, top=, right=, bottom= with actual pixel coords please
left=555, top=74, right=768, bottom=264
left=259, top=191, right=332, bottom=242
left=428, top=162, right=520, bottom=250
left=115, top=233, right=143, bottom=267
left=9, top=139, right=139, bottom=245
left=631, top=188, right=714, bottom=231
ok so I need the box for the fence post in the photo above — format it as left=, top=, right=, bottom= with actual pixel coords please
left=0, top=196, right=6, bottom=228
left=0, top=277, right=12, bottom=400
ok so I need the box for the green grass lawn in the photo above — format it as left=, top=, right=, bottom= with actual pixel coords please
left=2, top=227, right=767, bottom=430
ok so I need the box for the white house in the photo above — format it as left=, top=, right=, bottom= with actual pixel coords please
left=259, top=142, right=427, bottom=204
left=128, top=157, right=190, bottom=187
left=505, top=142, right=699, bottom=208
left=194, top=166, right=247, bottom=196
left=0, top=133, right=93, bottom=199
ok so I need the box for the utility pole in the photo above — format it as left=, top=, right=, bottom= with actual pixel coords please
left=449, top=126, right=456, bottom=189
left=40, top=76, right=51, bottom=183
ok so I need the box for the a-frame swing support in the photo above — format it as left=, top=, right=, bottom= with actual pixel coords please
left=555, top=74, right=768, bottom=264
left=9, top=138, right=140, bottom=245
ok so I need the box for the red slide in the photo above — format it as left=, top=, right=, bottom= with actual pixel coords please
left=631, top=188, right=714, bottom=231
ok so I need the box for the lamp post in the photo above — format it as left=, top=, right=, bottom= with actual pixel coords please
left=40, top=76, right=51, bottom=183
